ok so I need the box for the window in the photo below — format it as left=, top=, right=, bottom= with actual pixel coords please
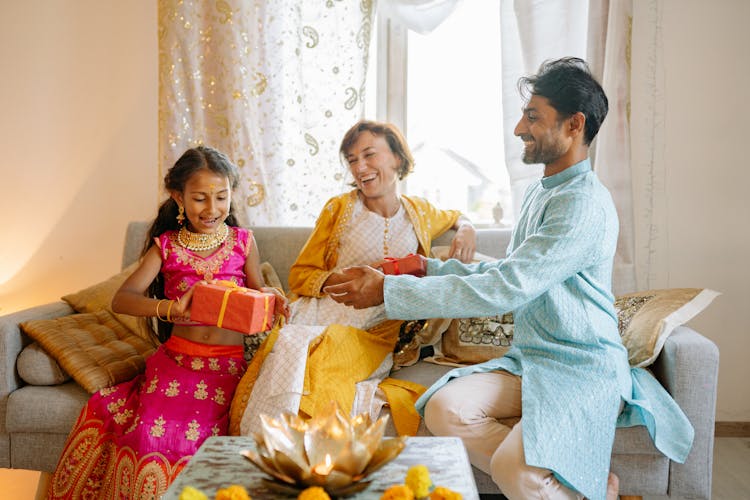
left=365, top=2, right=511, bottom=226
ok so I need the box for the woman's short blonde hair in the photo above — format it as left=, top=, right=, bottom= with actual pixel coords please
left=339, top=120, right=415, bottom=180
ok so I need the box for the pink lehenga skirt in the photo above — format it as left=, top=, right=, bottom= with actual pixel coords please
left=47, top=336, right=246, bottom=500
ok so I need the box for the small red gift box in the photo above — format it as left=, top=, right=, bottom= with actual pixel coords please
left=381, top=254, right=427, bottom=277
left=191, top=282, right=275, bottom=335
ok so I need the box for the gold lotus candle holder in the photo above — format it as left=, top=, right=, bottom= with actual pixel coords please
left=241, top=401, right=406, bottom=497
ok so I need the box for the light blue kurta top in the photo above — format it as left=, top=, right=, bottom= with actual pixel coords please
left=384, top=159, right=694, bottom=500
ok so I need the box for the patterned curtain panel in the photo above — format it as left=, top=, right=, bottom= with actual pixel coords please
left=158, top=0, right=374, bottom=226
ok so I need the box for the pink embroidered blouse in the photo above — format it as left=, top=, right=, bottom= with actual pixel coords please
left=156, top=226, right=251, bottom=300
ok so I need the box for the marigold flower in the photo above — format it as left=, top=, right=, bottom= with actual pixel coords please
left=215, top=484, right=251, bottom=500
left=405, top=464, right=432, bottom=498
left=178, top=486, right=208, bottom=500
left=429, top=486, right=462, bottom=500
left=297, top=486, right=331, bottom=500
left=381, top=484, right=415, bottom=500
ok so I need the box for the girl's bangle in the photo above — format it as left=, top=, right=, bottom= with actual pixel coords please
left=166, top=300, right=175, bottom=323
left=156, top=299, right=169, bottom=322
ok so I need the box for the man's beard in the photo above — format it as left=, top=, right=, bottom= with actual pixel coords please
left=521, top=137, right=567, bottom=165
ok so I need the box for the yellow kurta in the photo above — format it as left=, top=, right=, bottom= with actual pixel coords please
left=288, top=189, right=460, bottom=298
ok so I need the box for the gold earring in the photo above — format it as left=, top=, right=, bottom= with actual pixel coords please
left=176, top=205, right=185, bottom=225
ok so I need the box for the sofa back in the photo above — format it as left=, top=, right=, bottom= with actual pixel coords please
left=122, top=222, right=512, bottom=292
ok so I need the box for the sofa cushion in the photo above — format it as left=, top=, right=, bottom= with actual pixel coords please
left=20, top=310, right=156, bottom=393
left=430, top=313, right=514, bottom=366
left=17, top=342, right=71, bottom=386
left=616, top=288, right=719, bottom=367
left=6, top=382, right=89, bottom=434
left=62, top=262, right=154, bottom=343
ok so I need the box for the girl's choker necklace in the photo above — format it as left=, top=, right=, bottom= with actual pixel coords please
left=177, top=223, right=229, bottom=252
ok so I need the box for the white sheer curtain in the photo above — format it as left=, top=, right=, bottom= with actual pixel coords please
left=158, top=0, right=374, bottom=226
left=500, top=0, right=636, bottom=294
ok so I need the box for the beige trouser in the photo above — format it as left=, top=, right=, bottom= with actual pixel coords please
left=423, top=371, right=583, bottom=500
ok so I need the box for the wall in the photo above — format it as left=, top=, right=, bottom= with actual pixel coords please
left=631, top=0, right=750, bottom=421
left=0, top=2, right=158, bottom=314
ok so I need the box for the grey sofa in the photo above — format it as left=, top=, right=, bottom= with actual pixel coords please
left=0, top=221, right=719, bottom=498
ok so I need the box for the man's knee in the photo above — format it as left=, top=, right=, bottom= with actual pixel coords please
left=423, top=389, right=456, bottom=436
left=423, top=385, right=489, bottom=437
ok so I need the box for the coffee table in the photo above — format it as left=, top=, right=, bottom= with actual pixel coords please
left=163, top=435, right=480, bottom=499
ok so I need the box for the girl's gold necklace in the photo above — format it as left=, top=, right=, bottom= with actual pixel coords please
left=177, top=223, right=229, bottom=251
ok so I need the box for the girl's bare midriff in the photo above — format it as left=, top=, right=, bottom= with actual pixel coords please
left=172, top=324, right=245, bottom=345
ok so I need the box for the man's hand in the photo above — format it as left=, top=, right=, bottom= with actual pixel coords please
left=323, top=266, right=385, bottom=309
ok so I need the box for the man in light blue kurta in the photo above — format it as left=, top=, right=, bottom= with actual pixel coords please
left=326, top=58, right=693, bottom=500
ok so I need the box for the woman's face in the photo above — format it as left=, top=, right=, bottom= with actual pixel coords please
left=344, top=131, right=400, bottom=200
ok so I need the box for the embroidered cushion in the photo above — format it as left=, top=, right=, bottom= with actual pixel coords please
left=20, top=310, right=157, bottom=393
left=62, top=262, right=155, bottom=343
left=615, top=288, right=719, bottom=367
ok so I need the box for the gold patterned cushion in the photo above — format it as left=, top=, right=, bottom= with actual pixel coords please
left=62, top=262, right=155, bottom=343
left=20, top=310, right=157, bottom=393
left=429, top=314, right=514, bottom=367
left=615, top=288, right=719, bottom=367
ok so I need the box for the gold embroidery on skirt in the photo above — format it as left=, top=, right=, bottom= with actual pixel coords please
left=209, top=358, right=220, bottom=370
left=194, top=380, right=208, bottom=400
left=191, top=358, right=205, bottom=371
left=213, top=388, right=226, bottom=405
left=107, top=398, right=126, bottom=414
left=165, top=380, right=180, bottom=397
left=185, top=420, right=200, bottom=441
left=150, top=416, right=166, bottom=437
left=146, top=376, right=159, bottom=393
left=113, top=409, right=133, bottom=425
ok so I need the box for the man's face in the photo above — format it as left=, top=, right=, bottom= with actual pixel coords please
left=514, top=95, right=570, bottom=165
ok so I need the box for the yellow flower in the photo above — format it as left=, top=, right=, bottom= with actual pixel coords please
left=178, top=486, right=208, bottom=500
left=215, top=484, right=251, bottom=500
left=405, top=464, right=432, bottom=498
left=297, top=486, right=331, bottom=500
left=430, top=486, right=463, bottom=500
left=381, top=484, right=415, bottom=500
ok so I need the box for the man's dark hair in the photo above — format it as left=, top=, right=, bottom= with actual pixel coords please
left=518, top=57, right=608, bottom=145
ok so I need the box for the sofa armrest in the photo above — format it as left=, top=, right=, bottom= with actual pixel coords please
left=0, top=302, right=75, bottom=409
left=649, top=325, right=718, bottom=499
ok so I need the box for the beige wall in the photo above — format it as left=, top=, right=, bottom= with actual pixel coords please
left=0, top=1, right=747, bottom=421
left=631, top=0, right=750, bottom=421
left=0, top=2, right=158, bottom=313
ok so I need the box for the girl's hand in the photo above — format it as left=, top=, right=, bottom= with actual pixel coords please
left=262, top=286, right=290, bottom=321
left=169, top=280, right=205, bottom=322
left=449, top=223, right=476, bottom=263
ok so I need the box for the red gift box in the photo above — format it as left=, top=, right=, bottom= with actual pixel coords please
left=381, top=254, right=427, bottom=277
left=191, top=282, right=275, bottom=335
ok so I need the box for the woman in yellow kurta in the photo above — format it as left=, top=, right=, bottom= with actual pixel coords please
left=232, top=120, right=475, bottom=436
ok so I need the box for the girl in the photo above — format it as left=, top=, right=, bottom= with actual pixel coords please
left=47, top=146, right=286, bottom=500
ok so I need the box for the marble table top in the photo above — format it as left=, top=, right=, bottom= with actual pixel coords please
left=164, top=435, right=479, bottom=499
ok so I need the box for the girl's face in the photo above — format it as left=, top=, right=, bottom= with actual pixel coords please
left=173, top=169, right=232, bottom=234
left=345, top=131, right=401, bottom=200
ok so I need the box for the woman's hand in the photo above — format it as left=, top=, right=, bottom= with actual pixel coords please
left=449, top=222, right=476, bottom=263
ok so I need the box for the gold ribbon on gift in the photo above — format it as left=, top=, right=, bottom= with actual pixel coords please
left=214, top=280, right=272, bottom=330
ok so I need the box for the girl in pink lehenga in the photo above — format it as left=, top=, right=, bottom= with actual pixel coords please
left=47, top=146, right=287, bottom=499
